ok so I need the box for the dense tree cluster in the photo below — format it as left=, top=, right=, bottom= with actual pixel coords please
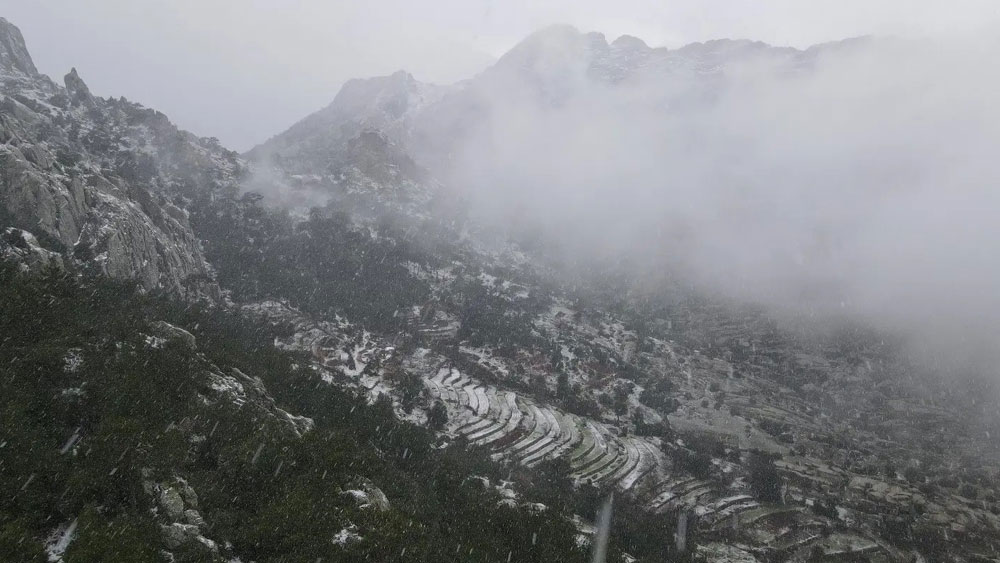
left=191, top=194, right=431, bottom=332
left=747, top=451, right=783, bottom=503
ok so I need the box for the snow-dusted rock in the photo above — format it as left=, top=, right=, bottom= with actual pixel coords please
left=0, top=17, right=37, bottom=75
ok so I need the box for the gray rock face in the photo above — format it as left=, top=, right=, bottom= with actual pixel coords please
left=0, top=17, right=37, bottom=76
left=0, top=143, right=86, bottom=244
left=160, top=523, right=203, bottom=550
left=159, top=487, right=185, bottom=521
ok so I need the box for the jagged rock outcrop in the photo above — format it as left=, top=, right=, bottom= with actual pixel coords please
left=145, top=476, right=218, bottom=554
left=0, top=17, right=37, bottom=75
left=150, top=320, right=197, bottom=349
left=339, top=476, right=391, bottom=512
left=0, top=226, right=64, bottom=270
left=63, top=67, right=94, bottom=107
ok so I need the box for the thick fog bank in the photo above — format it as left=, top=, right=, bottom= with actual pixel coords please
left=439, top=30, right=1000, bottom=374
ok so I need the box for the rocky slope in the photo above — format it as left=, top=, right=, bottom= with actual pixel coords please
left=0, top=17, right=244, bottom=295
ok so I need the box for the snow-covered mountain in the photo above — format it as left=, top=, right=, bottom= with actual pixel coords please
left=249, top=25, right=867, bottom=179
left=4, top=16, right=1000, bottom=562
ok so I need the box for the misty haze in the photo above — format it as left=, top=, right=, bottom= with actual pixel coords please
left=3, top=3, right=1000, bottom=562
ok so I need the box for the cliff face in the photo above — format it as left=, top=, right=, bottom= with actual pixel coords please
left=0, top=17, right=242, bottom=296
left=0, top=17, right=36, bottom=75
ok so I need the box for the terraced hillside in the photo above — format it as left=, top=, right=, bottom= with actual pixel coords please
left=245, top=284, right=1000, bottom=561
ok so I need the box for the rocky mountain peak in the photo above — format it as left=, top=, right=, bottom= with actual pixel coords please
left=493, top=25, right=605, bottom=73
left=247, top=68, right=450, bottom=176
left=330, top=69, right=418, bottom=121
left=0, top=17, right=37, bottom=76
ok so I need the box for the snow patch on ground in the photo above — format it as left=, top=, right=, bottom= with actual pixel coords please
left=332, top=524, right=362, bottom=546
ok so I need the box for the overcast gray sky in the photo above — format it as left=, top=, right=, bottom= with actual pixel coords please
left=4, top=1, right=1000, bottom=150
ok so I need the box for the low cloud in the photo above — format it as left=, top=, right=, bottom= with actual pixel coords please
left=435, top=29, right=1000, bottom=374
